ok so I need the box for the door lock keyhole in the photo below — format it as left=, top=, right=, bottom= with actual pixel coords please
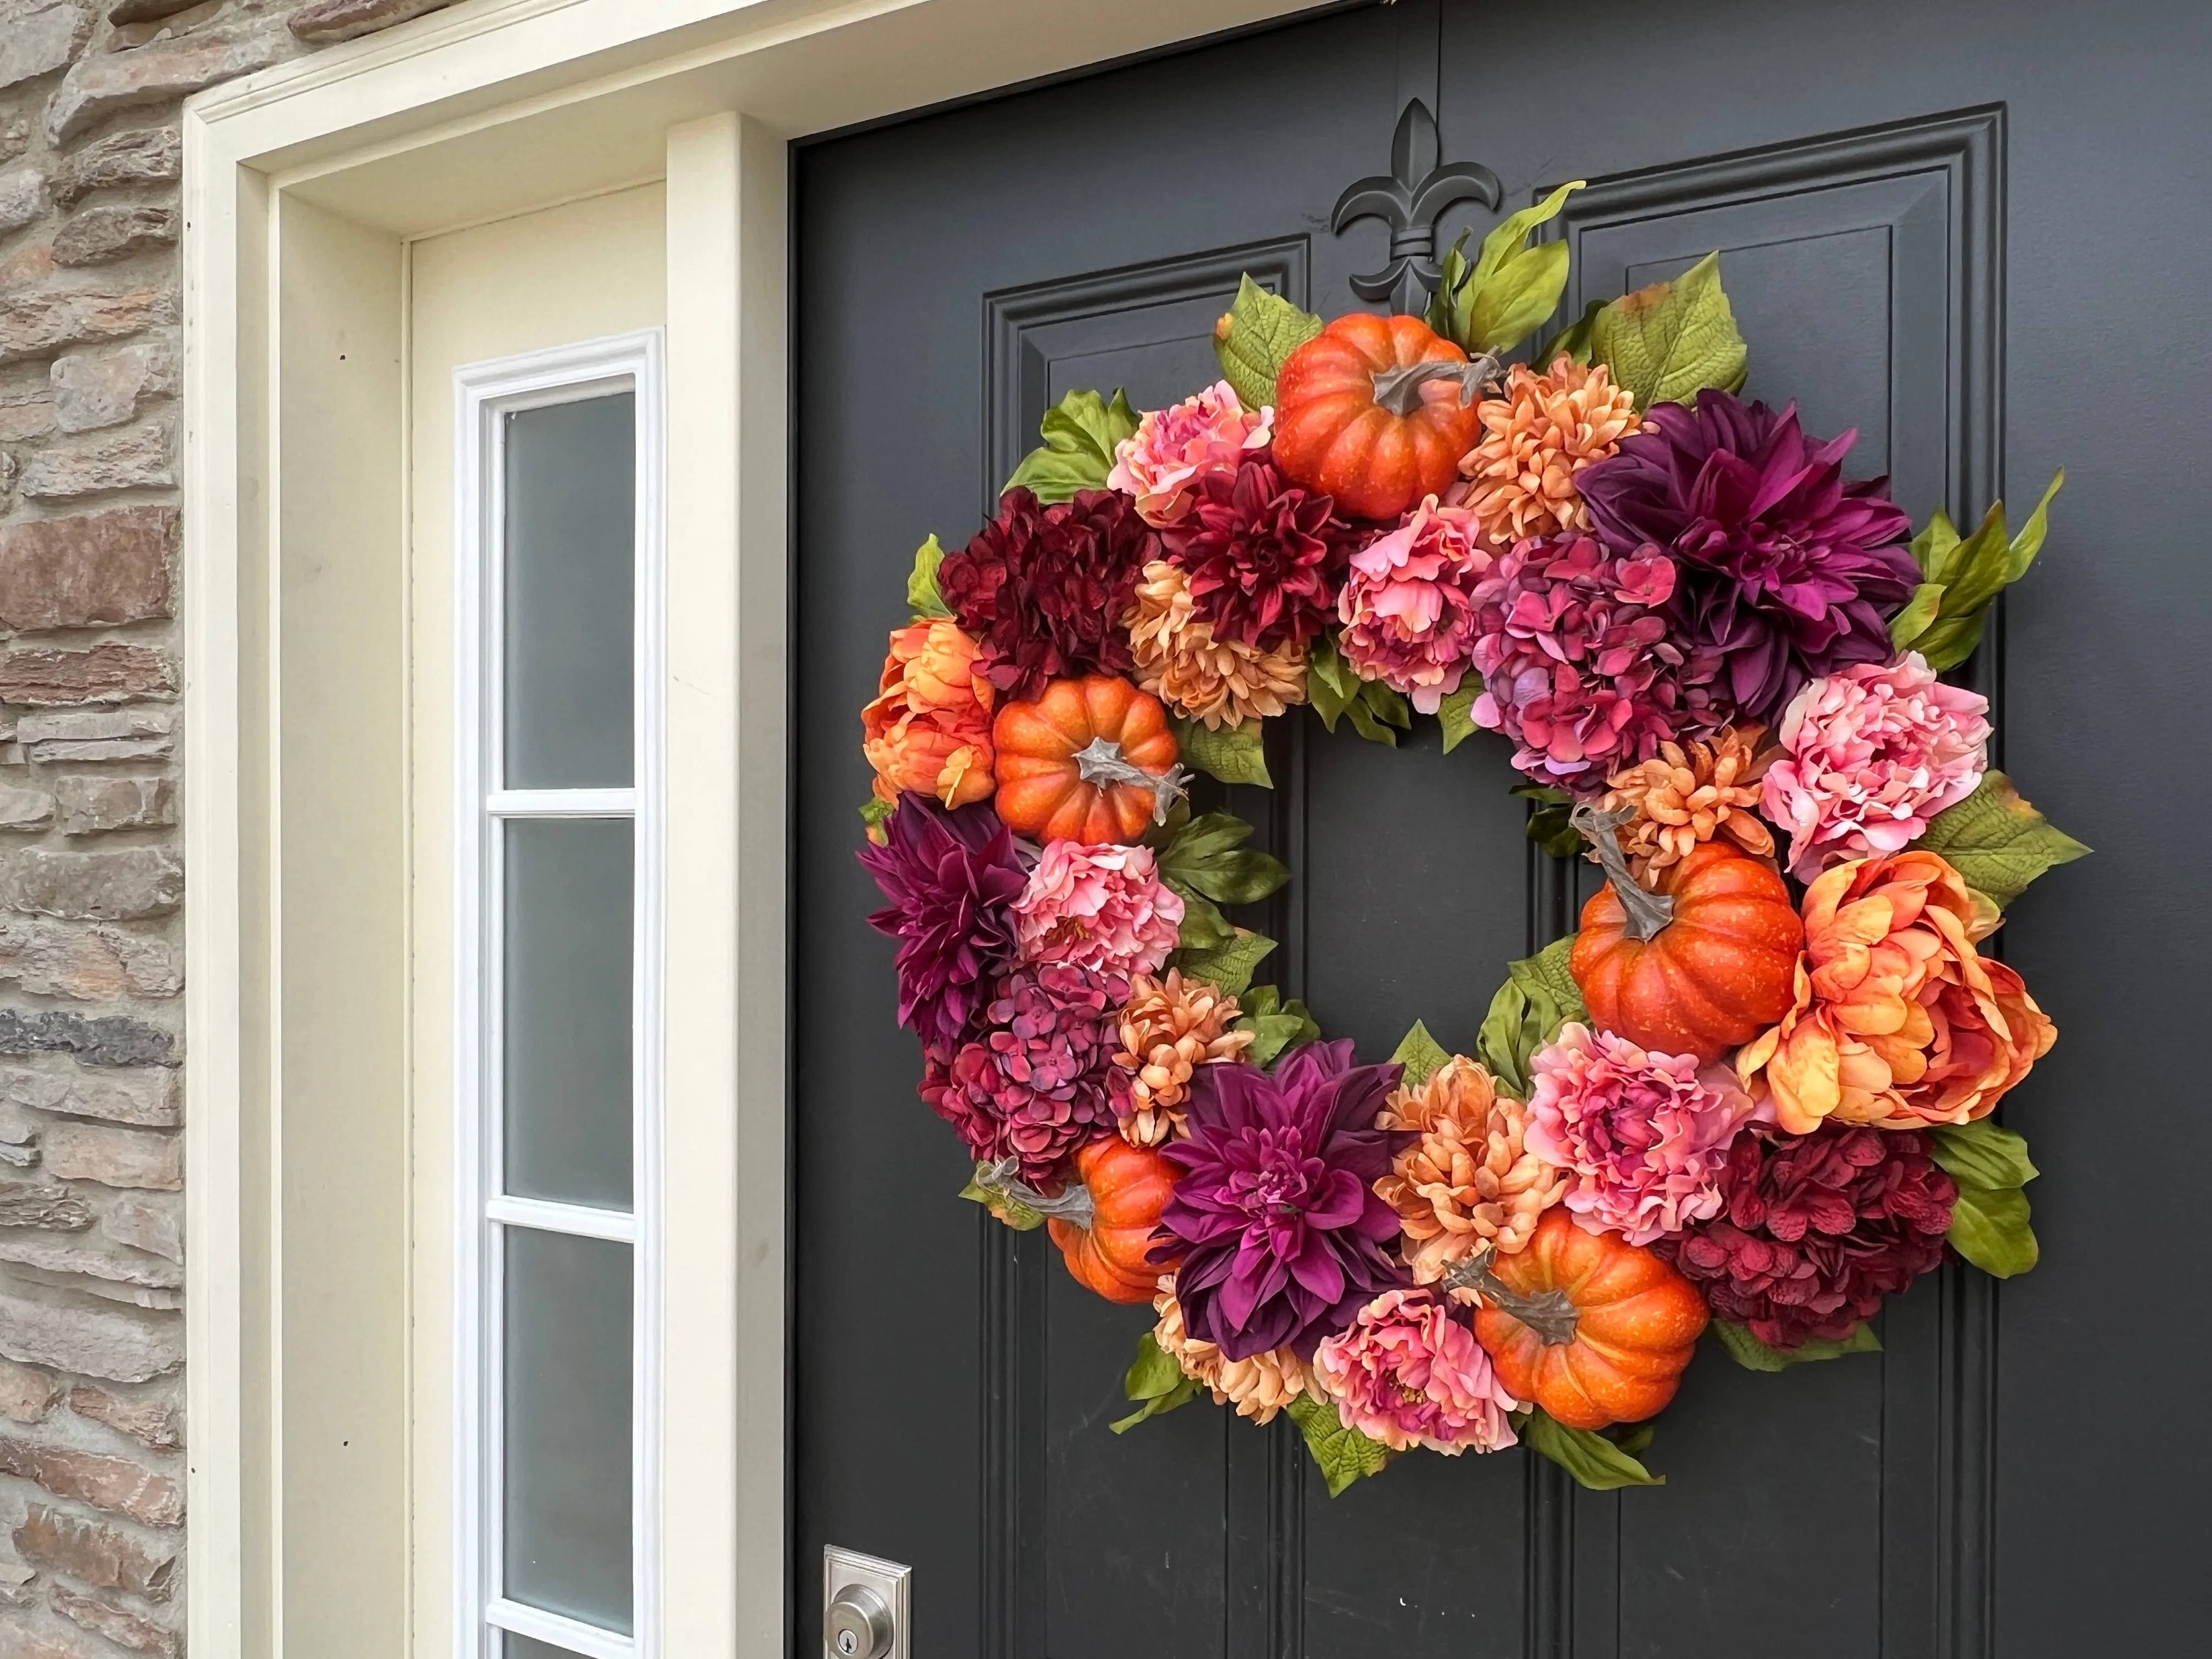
left=825, top=1582, right=894, bottom=1659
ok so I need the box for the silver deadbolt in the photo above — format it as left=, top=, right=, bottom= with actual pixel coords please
left=823, top=1545, right=910, bottom=1659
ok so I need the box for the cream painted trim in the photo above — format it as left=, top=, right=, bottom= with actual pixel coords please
left=182, top=2, right=1308, bottom=1655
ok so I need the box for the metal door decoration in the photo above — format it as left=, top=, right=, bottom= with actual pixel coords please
left=849, top=94, right=2084, bottom=1502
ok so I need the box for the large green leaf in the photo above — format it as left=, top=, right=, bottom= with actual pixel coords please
left=1158, top=812, right=1290, bottom=906
left=1588, top=251, right=1747, bottom=410
left=1110, top=1331, right=1203, bottom=1434
left=1510, top=934, right=1584, bottom=1018
left=1518, top=1409, right=1662, bottom=1490
left=1437, top=683, right=1483, bottom=754
left=1307, top=632, right=1409, bottom=747
left=1948, top=1186, right=2039, bottom=1278
left=1427, top=180, right=1585, bottom=355
left=1476, top=936, right=1585, bottom=1097
left=906, top=533, right=952, bottom=619
left=1891, top=471, right=2066, bottom=670
left=1003, top=388, right=1140, bottom=503
left=1390, top=1020, right=1453, bottom=1090
left=1173, top=891, right=1235, bottom=951
left=1539, top=297, right=1605, bottom=368
left=1175, top=928, right=1278, bottom=998
left=1285, top=1392, right=1394, bottom=1496
left=1235, top=985, right=1322, bottom=1066
left=1709, top=1319, right=1881, bottom=1373
left=1911, top=771, right=2089, bottom=907
left=1511, top=782, right=1584, bottom=860
left=1928, top=1120, right=2039, bottom=1192
left=1213, top=274, right=1323, bottom=410
left=1173, top=716, right=1273, bottom=788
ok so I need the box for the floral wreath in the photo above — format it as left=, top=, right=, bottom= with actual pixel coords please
left=856, top=186, right=2085, bottom=1494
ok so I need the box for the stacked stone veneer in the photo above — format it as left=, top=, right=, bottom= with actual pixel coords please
left=0, top=2, right=462, bottom=1652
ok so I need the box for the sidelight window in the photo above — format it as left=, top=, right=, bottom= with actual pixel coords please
left=454, top=333, right=665, bottom=1659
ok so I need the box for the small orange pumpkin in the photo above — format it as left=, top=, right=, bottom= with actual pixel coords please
left=1472, top=1209, right=1708, bottom=1430
left=1271, top=313, right=1492, bottom=520
left=992, top=675, right=1183, bottom=843
left=1045, top=1137, right=1184, bottom=1304
left=1570, top=808, right=1804, bottom=1065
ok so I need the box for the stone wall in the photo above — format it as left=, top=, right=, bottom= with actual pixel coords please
left=0, top=2, right=460, bottom=1651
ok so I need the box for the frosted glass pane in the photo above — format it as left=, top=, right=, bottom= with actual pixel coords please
left=503, top=393, right=634, bottom=789
left=504, top=1635, right=584, bottom=1659
left=503, top=819, right=631, bottom=1208
left=503, top=1228, right=632, bottom=1632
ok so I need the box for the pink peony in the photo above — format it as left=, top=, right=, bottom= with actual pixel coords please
left=1761, top=652, right=1991, bottom=879
left=1013, top=840, right=1183, bottom=977
left=1524, top=1022, right=1767, bottom=1248
left=1108, top=381, right=1272, bottom=527
left=1336, top=497, right=1493, bottom=714
left=1310, top=1288, right=1523, bottom=1454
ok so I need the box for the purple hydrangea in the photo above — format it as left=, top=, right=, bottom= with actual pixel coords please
left=858, top=797, right=1025, bottom=1054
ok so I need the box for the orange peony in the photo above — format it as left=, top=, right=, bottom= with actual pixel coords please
left=1736, top=850, right=2055, bottom=1132
left=862, top=620, right=997, bottom=809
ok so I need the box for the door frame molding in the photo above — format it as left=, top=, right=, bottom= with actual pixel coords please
left=179, top=2, right=1312, bottom=1655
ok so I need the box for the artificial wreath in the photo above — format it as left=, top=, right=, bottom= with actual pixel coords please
left=856, top=183, right=2086, bottom=1494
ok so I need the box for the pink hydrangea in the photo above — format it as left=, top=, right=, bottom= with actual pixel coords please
left=1762, top=652, right=1992, bottom=879
left=1310, top=1288, right=1523, bottom=1455
left=1108, top=381, right=1272, bottom=527
left=1013, top=840, right=1183, bottom=977
left=1336, top=497, right=1492, bottom=714
left=1524, top=1022, right=1766, bottom=1248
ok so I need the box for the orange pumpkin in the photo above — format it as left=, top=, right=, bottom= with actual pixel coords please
left=1473, top=1210, right=1708, bottom=1429
left=1046, top=1138, right=1183, bottom=1304
left=1571, top=828, right=1804, bottom=1065
left=1272, top=313, right=1492, bottom=520
left=993, top=674, right=1182, bottom=842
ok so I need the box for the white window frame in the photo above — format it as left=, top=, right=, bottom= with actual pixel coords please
left=452, top=330, right=669, bottom=1659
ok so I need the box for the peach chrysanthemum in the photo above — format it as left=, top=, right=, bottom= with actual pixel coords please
left=1153, top=1275, right=1306, bottom=1424
left=1374, top=1055, right=1566, bottom=1280
left=1125, top=560, right=1307, bottom=730
left=1112, top=969, right=1254, bottom=1146
left=1459, top=355, right=1645, bottom=548
left=1598, top=725, right=1778, bottom=882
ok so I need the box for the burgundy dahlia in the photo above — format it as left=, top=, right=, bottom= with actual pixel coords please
left=1154, top=1039, right=1409, bottom=1361
left=922, top=964, right=1130, bottom=1183
left=1161, top=455, right=1351, bottom=651
left=858, top=797, right=1025, bottom=1055
left=1656, top=1125, right=1958, bottom=1350
left=1469, top=532, right=1722, bottom=791
left=1576, top=392, right=1918, bottom=729
left=939, top=486, right=1156, bottom=701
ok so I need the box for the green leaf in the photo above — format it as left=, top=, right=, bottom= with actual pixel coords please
left=1887, top=582, right=1945, bottom=652
left=2005, top=467, right=2066, bottom=581
left=1172, top=891, right=1235, bottom=951
left=1362, top=682, right=1412, bottom=730
left=958, top=1164, right=1044, bottom=1231
left=1003, top=388, right=1140, bottom=503
left=1518, top=1409, right=1662, bottom=1490
left=1110, top=1331, right=1204, bottom=1433
left=1928, top=1120, right=2039, bottom=1192
left=1912, top=507, right=1966, bottom=584
left=1175, top=928, right=1277, bottom=998
left=1710, top=1319, right=1881, bottom=1372
left=1158, top=812, right=1290, bottom=907
left=1427, top=182, right=1585, bottom=355
left=1510, top=934, right=1585, bottom=1018
left=1390, top=1020, right=1453, bottom=1089
left=1437, top=683, right=1482, bottom=754
left=859, top=794, right=895, bottom=838
left=1213, top=274, right=1323, bottom=411
left=1588, top=251, right=1748, bottom=410
left=1948, top=1185, right=2040, bottom=1278
left=1235, top=985, right=1322, bottom=1066
left=1173, top=716, right=1273, bottom=788
left=1477, top=936, right=1586, bottom=1098
left=1305, top=632, right=1361, bottom=732
left=1911, top=771, right=2090, bottom=907
left=1892, top=472, right=2066, bottom=671
left=1511, top=782, right=1584, bottom=860
left=905, top=533, right=952, bottom=619
left=1539, top=297, right=1605, bottom=368
left=1285, top=1391, right=1394, bottom=1496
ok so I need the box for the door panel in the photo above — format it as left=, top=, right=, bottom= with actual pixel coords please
left=794, top=3, right=2208, bottom=1654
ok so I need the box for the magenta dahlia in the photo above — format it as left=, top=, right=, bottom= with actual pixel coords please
left=940, top=487, right=1157, bottom=701
left=922, top=963, right=1130, bottom=1183
left=1161, top=455, right=1350, bottom=651
left=1469, top=533, right=1721, bottom=790
left=1154, top=1039, right=1408, bottom=1361
left=1576, top=392, right=1918, bottom=729
left=858, top=797, right=1025, bottom=1054
left=1656, top=1125, right=1958, bottom=1350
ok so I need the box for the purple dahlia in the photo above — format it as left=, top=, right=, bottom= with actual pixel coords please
left=858, top=797, right=1025, bottom=1055
left=1576, top=392, right=1917, bottom=728
left=1655, top=1125, right=1957, bottom=1350
left=1154, top=1039, right=1409, bottom=1361
left=921, top=964, right=1130, bottom=1183
left=1161, top=454, right=1352, bottom=651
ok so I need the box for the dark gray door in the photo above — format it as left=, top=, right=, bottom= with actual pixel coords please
left=792, top=2, right=2207, bottom=1654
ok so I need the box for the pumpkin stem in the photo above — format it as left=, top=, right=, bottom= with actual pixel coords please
left=1074, top=736, right=1190, bottom=827
left=1370, top=352, right=1504, bottom=416
left=1571, top=803, right=1674, bottom=943
left=1440, top=1254, right=1583, bottom=1347
left=974, top=1156, right=1096, bottom=1229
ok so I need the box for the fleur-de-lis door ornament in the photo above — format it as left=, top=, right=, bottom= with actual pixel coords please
left=1331, top=98, right=1502, bottom=314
